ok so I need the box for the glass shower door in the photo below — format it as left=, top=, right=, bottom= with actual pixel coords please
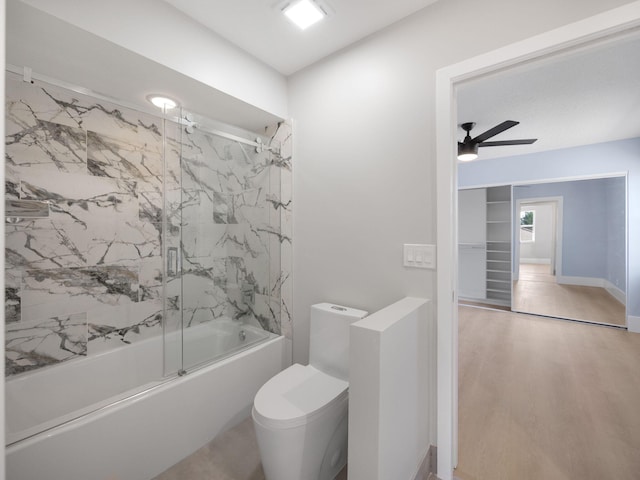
left=167, top=114, right=278, bottom=374
left=161, top=108, right=184, bottom=376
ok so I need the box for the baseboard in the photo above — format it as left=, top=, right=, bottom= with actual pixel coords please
left=556, top=275, right=604, bottom=287
left=556, top=276, right=626, bottom=306
left=413, top=445, right=437, bottom=480
left=520, top=258, right=551, bottom=265
left=628, top=316, right=640, bottom=334
left=603, top=280, right=626, bottom=306
left=459, top=297, right=510, bottom=308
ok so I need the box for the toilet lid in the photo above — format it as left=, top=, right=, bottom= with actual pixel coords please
left=253, top=364, right=348, bottom=429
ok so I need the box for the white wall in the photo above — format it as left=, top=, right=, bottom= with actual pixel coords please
left=17, top=0, right=288, bottom=119
left=287, top=0, right=636, bottom=365
left=458, top=189, right=487, bottom=299
left=349, top=297, right=432, bottom=479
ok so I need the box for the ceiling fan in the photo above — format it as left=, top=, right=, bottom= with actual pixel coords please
left=458, top=120, right=537, bottom=161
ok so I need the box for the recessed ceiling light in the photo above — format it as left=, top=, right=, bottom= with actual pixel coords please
left=282, top=0, right=326, bottom=30
left=146, top=94, right=178, bottom=110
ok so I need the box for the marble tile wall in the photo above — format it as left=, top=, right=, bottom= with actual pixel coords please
left=267, top=121, right=293, bottom=341
left=4, top=74, right=292, bottom=377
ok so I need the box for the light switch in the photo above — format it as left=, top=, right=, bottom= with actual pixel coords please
left=403, top=244, right=436, bottom=269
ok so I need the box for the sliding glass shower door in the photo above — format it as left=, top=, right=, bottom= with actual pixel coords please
left=163, top=113, right=281, bottom=375
left=4, top=65, right=289, bottom=445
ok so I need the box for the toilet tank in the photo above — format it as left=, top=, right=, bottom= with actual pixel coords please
left=309, top=303, right=368, bottom=382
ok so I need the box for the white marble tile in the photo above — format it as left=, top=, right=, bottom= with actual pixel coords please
left=87, top=298, right=163, bottom=355
left=139, top=256, right=163, bottom=302
left=20, top=170, right=139, bottom=224
left=178, top=132, right=224, bottom=193
left=5, top=164, right=20, bottom=200
left=180, top=188, right=215, bottom=226
left=269, top=120, right=293, bottom=340
left=7, top=76, right=163, bottom=147
left=5, top=118, right=87, bottom=174
left=229, top=188, right=268, bottom=226
left=86, top=218, right=161, bottom=265
left=5, top=72, right=294, bottom=377
left=5, top=269, right=22, bottom=324
left=182, top=223, right=228, bottom=259
left=87, top=130, right=163, bottom=181
left=253, top=293, right=282, bottom=335
left=138, top=189, right=163, bottom=224
left=5, top=219, right=89, bottom=270
left=5, top=312, right=87, bottom=376
left=5, top=76, right=83, bottom=131
left=21, top=266, right=139, bottom=323
left=181, top=263, right=228, bottom=327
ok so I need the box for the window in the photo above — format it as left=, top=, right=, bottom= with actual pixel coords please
left=520, top=209, right=535, bottom=242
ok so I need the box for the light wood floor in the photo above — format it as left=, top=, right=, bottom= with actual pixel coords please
left=512, top=264, right=626, bottom=326
left=153, top=416, right=348, bottom=480
left=455, top=306, right=640, bottom=480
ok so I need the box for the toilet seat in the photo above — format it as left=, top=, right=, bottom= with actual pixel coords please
left=253, top=364, right=348, bottom=429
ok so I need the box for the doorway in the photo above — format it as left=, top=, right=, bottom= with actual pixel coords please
left=516, top=199, right=559, bottom=276
left=436, top=5, right=640, bottom=480
left=513, top=197, right=563, bottom=314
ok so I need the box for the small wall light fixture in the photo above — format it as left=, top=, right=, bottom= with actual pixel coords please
left=146, top=94, right=178, bottom=110
left=282, top=0, right=326, bottom=30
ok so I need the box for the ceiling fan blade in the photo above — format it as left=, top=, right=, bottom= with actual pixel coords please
left=472, top=120, right=519, bottom=143
left=478, top=139, right=538, bottom=147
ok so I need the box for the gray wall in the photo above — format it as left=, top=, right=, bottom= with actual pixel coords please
left=606, top=177, right=627, bottom=292
left=514, top=178, right=625, bottom=289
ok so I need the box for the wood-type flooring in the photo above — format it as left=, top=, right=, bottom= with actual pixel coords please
left=455, top=305, right=640, bottom=480
left=512, top=264, right=625, bottom=326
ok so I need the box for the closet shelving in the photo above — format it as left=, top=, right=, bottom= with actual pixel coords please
left=485, top=186, right=512, bottom=306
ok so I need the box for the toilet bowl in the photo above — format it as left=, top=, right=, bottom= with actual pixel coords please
left=252, top=303, right=368, bottom=480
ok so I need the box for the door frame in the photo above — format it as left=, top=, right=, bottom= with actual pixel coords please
left=435, top=3, right=640, bottom=479
left=514, top=196, right=564, bottom=281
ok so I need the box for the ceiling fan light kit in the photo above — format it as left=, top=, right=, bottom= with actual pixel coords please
left=457, top=120, right=537, bottom=161
left=457, top=142, right=478, bottom=161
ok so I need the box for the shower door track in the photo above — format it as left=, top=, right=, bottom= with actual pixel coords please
left=5, top=64, right=274, bottom=151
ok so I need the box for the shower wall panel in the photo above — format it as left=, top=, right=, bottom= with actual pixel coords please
left=4, top=75, right=294, bottom=377
left=267, top=121, right=292, bottom=340
left=175, top=124, right=289, bottom=336
left=4, top=76, right=172, bottom=375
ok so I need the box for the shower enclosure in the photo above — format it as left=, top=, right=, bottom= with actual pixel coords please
left=4, top=70, right=291, bottom=446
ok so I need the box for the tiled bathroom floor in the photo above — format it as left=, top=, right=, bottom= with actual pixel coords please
left=152, top=416, right=348, bottom=480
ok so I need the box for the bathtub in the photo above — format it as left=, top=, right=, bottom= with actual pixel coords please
left=6, top=320, right=285, bottom=480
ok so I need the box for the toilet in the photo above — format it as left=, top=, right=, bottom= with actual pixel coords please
left=252, top=303, right=368, bottom=480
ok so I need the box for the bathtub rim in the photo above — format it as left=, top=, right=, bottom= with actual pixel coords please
left=6, top=328, right=281, bottom=449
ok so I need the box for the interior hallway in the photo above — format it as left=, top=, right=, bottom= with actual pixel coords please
left=455, top=305, right=640, bottom=480
left=512, top=264, right=626, bottom=326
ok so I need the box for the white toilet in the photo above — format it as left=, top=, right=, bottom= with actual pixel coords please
left=252, top=303, right=368, bottom=480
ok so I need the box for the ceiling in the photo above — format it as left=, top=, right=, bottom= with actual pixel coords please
left=7, top=0, right=283, bottom=133
left=159, top=1, right=640, bottom=156
left=9, top=1, right=640, bottom=150
left=163, top=0, right=439, bottom=75
left=457, top=29, right=640, bottom=161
